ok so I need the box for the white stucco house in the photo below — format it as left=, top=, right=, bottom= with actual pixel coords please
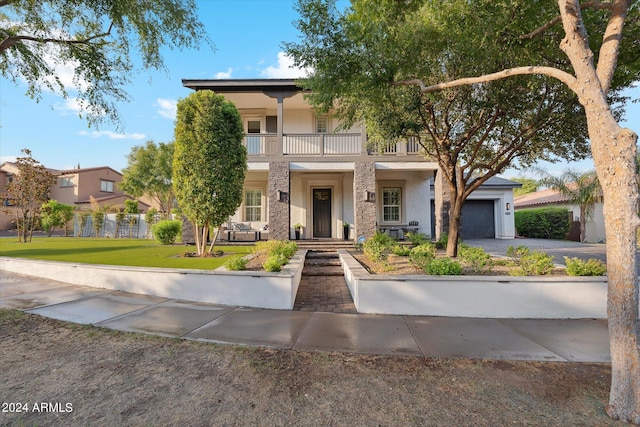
left=181, top=78, right=519, bottom=242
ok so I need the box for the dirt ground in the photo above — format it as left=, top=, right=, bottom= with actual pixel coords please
left=0, top=309, right=617, bottom=427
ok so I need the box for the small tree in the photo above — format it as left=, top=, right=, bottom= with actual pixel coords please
left=173, top=90, right=247, bottom=255
left=7, top=149, right=56, bottom=242
left=40, top=200, right=74, bottom=236
left=120, top=141, right=175, bottom=217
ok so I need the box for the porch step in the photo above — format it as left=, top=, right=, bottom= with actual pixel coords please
left=296, top=240, right=353, bottom=251
left=302, top=251, right=344, bottom=276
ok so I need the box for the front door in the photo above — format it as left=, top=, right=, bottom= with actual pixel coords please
left=313, top=188, right=332, bottom=238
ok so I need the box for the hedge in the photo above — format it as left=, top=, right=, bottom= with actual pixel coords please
left=515, top=207, right=571, bottom=239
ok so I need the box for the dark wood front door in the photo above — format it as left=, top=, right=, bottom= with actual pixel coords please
left=313, top=188, right=332, bottom=238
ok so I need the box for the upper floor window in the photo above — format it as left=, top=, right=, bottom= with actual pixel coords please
left=60, top=177, right=73, bottom=187
left=316, top=116, right=328, bottom=133
left=382, top=188, right=401, bottom=222
left=100, top=180, right=114, bottom=193
left=244, top=189, right=262, bottom=222
left=247, top=120, right=261, bottom=134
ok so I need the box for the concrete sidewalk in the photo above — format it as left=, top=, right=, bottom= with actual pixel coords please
left=1, top=270, right=610, bottom=362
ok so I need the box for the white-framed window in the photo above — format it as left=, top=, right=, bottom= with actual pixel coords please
left=60, top=177, right=73, bottom=187
left=316, top=115, right=328, bottom=133
left=382, top=187, right=401, bottom=222
left=244, top=189, right=262, bottom=221
left=100, top=180, right=114, bottom=193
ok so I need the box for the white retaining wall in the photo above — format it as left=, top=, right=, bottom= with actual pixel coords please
left=0, top=250, right=307, bottom=310
left=339, top=250, right=607, bottom=319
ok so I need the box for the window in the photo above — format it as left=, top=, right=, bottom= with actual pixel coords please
left=247, top=120, right=261, bottom=134
left=316, top=116, right=328, bottom=133
left=244, top=190, right=262, bottom=221
left=100, top=180, right=114, bottom=193
left=382, top=188, right=401, bottom=222
left=60, top=177, right=73, bottom=187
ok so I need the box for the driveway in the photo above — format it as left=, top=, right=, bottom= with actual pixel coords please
left=466, top=238, right=640, bottom=273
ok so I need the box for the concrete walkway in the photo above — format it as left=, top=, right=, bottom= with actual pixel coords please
left=1, top=270, right=610, bottom=362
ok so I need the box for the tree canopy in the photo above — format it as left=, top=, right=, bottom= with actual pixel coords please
left=286, top=0, right=598, bottom=255
left=323, top=0, right=639, bottom=422
left=0, top=0, right=210, bottom=126
left=120, top=140, right=175, bottom=217
left=173, top=90, right=247, bottom=255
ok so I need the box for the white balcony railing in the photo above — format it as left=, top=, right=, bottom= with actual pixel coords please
left=242, top=133, right=420, bottom=156
left=284, top=134, right=361, bottom=155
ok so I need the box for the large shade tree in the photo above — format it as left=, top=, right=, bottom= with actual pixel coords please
left=0, top=0, right=210, bottom=126
left=315, top=0, right=640, bottom=422
left=173, top=90, right=247, bottom=256
left=286, top=0, right=592, bottom=257
left=120, top=140, right=175, bottom=217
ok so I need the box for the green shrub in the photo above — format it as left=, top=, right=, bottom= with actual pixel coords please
left=515, top=207, right=570, bottom=239
left=458, top=244, right=492, bottom=274
left=371, top=230, right=395, bottom=248
left=424, top=258, right=462, bottom=275
left=254, top=240, right=297, bottom=272
left=409, top=243, right=436, bottom=269
left=405, top=232, right=429, bottom=246
left=507, top=245, right=530, bottom=260
left=152, top=220, right=182, bottom=245
left=224, top=255, right=248, bottom=271
left=263, top=254, right=287, bottom=272
left=392, top=244, right=411, bottom=256
left=564, top=257, right=607, bottom=276
left=435, top=232, right=448, bottom=249
left=511, top=251, right=555, bottom=276
left=364, top=240, right=389, bottom=264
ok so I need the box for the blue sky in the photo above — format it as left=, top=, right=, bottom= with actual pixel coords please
left=1, top=0, right=638, bottom=178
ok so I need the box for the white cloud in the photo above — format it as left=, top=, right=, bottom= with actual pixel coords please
left=156, top=98, right=177, bottom=119
left=79, top=130, right=146, bottom=140
left=261, top=52, right=312, bottom=78
left=0, top=156, right=18, bottom=164
left=215, top=68, right=233, bottom=79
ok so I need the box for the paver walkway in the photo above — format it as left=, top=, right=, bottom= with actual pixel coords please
left=293, top=250, right=356, bottom=313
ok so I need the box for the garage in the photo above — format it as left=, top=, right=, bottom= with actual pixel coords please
left=430, top=199, right=496, bottom=239
left=460, top=200, right=495, bottom=239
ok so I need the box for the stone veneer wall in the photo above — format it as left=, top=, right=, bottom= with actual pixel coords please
left=434, top=170, right=451, bottom=240
left=181, top=216, right=195, bottom=244
left=268, top=161, right=290, bottom=240
left=354, top=161, right=377, bottom=239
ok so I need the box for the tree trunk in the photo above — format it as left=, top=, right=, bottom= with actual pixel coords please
left=446, top=195, right=464, bottom=257
left=587, top=105, right=640, bottom=424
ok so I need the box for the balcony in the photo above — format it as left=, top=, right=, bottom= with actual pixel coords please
left=243, top=134, right=422, bottom=157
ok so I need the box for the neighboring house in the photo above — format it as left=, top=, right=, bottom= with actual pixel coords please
left=0, top=163, right=148, bottom=231
left=182, top=78, right=519, bottom=241
left=514, top=188, right=606, bottom=243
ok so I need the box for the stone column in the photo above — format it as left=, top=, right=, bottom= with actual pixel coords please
left=268, top=161, right=290, bottom=240
left=434, top=169, right=451, bottom=240
left=354, top=161, right=377, bottom=240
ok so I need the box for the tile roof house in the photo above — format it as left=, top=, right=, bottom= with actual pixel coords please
left=0, top=163, right=149, bottom=230
left=182, top=78, right=520, bottom=241
left=514, top=188, right=605, bottom=243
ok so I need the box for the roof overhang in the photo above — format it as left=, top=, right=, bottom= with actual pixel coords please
left=182, top=79, right=304, bottom=93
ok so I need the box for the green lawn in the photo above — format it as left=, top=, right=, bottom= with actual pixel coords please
left=0, top=238, right=253, bottom=270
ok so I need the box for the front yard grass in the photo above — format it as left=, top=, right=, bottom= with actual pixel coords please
left=0, top=237, right=252, bottom=270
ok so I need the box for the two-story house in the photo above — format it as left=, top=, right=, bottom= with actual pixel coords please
left=182, top=79, right=518, bottom=242
left=0, top=163, right=148, bottom=231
